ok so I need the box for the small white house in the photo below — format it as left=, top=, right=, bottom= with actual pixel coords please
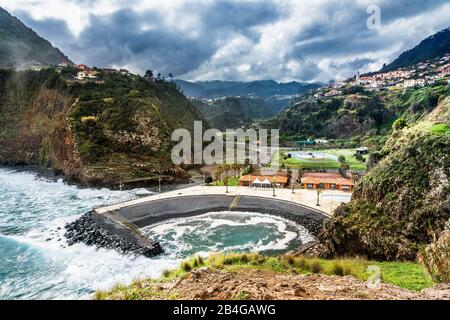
left=355, top=147, right=369, bottom=154
left=76, top=71, right=87, bottom=80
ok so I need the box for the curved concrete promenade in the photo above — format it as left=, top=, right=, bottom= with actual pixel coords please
left=67, top=186, right=351, bottom=256
left=94, top=186, right=352, bottom=236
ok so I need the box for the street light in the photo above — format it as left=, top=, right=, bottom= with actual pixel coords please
left=158, top=174, right=162, bottom=195
left=316, top=188, right=323, bottom=206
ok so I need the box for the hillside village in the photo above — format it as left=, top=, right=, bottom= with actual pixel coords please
left=315, top=53, right=450, bottom=97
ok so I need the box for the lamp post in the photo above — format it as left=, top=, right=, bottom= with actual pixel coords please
left=316, top=188, right=322, bottom=206
left=158, top=174, right=161, bottom=195
left=272, top=185, right=276, bottom=197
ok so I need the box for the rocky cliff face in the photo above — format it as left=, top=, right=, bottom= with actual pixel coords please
left=0, top=69, right=202, bottom=188
left=320, top=97, right=450, bottom=261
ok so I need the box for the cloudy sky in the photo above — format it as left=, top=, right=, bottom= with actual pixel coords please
left=1, top=0, right=449, bottom=82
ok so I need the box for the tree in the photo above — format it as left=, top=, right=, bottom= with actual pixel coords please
left=168, top=72, right=174, bottom=82
left=214, top=165, right=224, bottom=181
left=338, top=155, right=346, bottom=164
left=392, top=117, right=408, bottom=131
left=231, top=163, right=241, bottom=177
left=354, top=152, right=365, bottom=162
left=144, top=69, right=153, bottom=80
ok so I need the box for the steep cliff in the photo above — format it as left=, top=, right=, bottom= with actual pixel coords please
left=320, top=97, right=450, bottom=260
left=0, top=68, right=203, bottom=188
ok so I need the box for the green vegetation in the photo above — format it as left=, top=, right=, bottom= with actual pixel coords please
left=430, top=123, right=450, bottom=134
left=95, top=252, right=434, bottom=299
left=321, top=97, right=450, bottom=261
left=419, top=229, right=450, bottom=283
left=0, top=68, right=203, bottom=187
left=191, top=96, right=272, bottom=130
left=210, top=176, right=239, bottom=186
left=265, top=82, right=450, bottom=146
left=274, top=148, right=367, bottom=171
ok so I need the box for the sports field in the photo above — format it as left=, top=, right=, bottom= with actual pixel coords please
left=273, top=149, right=368, bottom=171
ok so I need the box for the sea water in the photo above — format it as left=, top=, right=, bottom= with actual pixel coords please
left=0, top=168, right=314, bottom=300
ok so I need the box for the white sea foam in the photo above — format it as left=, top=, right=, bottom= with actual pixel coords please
left=0, top=168, right=314, bottom=300
left=142, top=211, right=315, bottom=256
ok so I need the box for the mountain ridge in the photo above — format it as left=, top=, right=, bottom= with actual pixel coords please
left=175, top=79, right=321, bottom=99
left=0, top=6, right=72, bottom=69
left=381, top=27, right=450, bottom=72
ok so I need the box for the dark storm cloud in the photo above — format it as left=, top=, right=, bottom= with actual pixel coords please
left=200, top=0, right=280, bottom=30
left=17, top=11, right=74, bottom=45
left=6, top=0, right=450, bottom=81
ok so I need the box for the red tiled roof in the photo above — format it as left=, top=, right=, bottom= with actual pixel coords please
left=301, top=172, right=354, bottom=186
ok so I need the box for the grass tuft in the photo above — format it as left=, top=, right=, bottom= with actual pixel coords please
left=180, top=261, right=192, bottom=272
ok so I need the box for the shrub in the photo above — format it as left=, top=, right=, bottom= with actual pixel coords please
left=234, top=290, right=252, bottom=300
left=162, top=269, right=171, bottom=278
left=264, top=257, right=285, bottom=271
left=331, top=262, right=345, bottom=276
left=353, top=152, right=365, bottom=162
left=180, top=261, right=192, bottom=272
left=310, top=261, right=323, bottom=274
left=392, top=117, right=408, bottom=131
left=282, top=254, right=296, bottom=266
left=240, top=254, right=249, bottom=263
left=419, top=228, right=450, bottom=283
left=293, top=256, right=310, bottom=271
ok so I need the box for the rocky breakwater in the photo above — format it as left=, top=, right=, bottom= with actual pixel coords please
left=65, top=211, right=163, bottom=257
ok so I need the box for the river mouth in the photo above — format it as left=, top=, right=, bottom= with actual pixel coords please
left=141, top=211, right=315, bottom=258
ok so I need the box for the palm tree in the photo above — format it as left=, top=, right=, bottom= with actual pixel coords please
left=214, top=165, right=223, bottom=182
left=222, top=164, right=231, bottom=193
left=231, top=163, right=240, bottom=177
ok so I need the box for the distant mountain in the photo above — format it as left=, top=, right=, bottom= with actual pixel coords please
left=173, top=79, right=207, bottom=97
left=176, top=79, right=321, bottom=115
left=381, top=27, right=450, bottom=72
left=175, top=79, right=321, bottom=99
left=0, top=7, right=71, bottom=69
left=191, top=96, right=272, bottom=130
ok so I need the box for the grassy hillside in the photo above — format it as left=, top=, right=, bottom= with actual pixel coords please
left=0, top=68, right=203, bottom=187
left=0, top=7, right=71, bottom=69
left=320, top=97, right=450, bottom=261
left=191, top=96, right=272, bottom=130
left=265, top=83, right=450, bottom=147
left=95, top=252, right=434, bottom=300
